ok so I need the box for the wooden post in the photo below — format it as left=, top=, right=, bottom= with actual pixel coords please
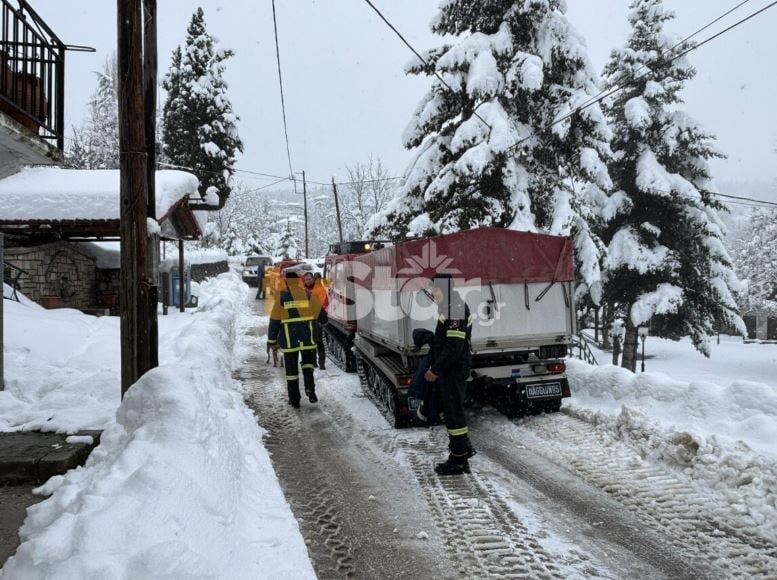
left=612, top=334, right=621, bottom=366
left=594, top=307, right=599, bottom=343
left=331, top=177, right=343, bottom=243
left=118, top=0, right=151, bottom=397
left=144, top=0, right=159, bottom=368
left=621, top=317, right=638, bottom=373
left=178, top=240, right=185, bottom=313
left=302, top=170, right=309, bottom=258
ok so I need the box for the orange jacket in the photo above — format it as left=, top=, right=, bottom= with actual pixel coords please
left=305, top=281, right=329, bottom=311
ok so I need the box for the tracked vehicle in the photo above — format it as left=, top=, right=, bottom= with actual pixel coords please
left=325, top=228, right=575, bottom=427
left=322, top=241, right=384, bottom=372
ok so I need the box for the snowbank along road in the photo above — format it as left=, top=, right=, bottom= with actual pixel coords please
left=238, top=296, right=777, bottom=579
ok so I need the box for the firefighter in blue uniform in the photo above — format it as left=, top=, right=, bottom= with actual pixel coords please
left=424, top=279, right=476, bottom=475
left=268, top=264, right=328, bottom=408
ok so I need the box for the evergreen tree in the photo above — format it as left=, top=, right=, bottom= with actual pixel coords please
left=65, top=56, right=119, bottom=169
left=369, top=0, right=613, bottom=300
left=274, top=219, right=300, bottom=259
left=600, top=0, right=745, bottom=369
left=732, top=208, right=777, bottom=314
left=162, top=8, right=243, bottom=207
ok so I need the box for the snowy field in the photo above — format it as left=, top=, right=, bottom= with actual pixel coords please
left=0, top=273, right=314, bottom=579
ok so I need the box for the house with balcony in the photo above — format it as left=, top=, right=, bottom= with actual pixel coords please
left=0, top=1, right=207, bottom=315
left=0, top=0, right=66, bottom=177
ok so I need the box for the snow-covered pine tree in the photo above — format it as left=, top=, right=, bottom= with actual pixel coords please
left=65, top=56, right=119, bottom=169
left=732, top=208, right=777, bottom=315
left=600, top=0, right=745, bottom=370
left=274, top=219, right=300, bottom=259
left=369, top=0, right=613, bottom=301
left=162, top=8, right=243, bottom=208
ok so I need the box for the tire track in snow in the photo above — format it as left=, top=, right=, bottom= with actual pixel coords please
left=508, top=412, right=777, bottom=578
left=395, top=431, right=563, bottom=578
left=239, top=357, right=356, bottom=578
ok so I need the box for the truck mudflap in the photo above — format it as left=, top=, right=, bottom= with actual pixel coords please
left=471, top=376, right=570, bottom=419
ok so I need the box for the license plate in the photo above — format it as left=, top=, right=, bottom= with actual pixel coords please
left=525, top=383, right=561, bottom=399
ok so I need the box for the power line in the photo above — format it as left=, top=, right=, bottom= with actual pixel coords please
left=713, top=191, right=777, bottom=208
left=159, top=158, right=777, bottom=209
left=157, top=160, right=402, bottom=188
left=573, top=0, right=755, bottom=117
left=361, top=0, right=493, bottom=133
left=270, top=0, right=296, bottom=190
left=508, top=0, right=777, bottom=153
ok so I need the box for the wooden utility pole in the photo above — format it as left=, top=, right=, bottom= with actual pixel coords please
left=331, top=177, right=343, bottom=243
left=143, top=0, right=159, bottom=368
left=302, top=170, right=309, bottom=258
left=118, top=0, right=151, bottom=397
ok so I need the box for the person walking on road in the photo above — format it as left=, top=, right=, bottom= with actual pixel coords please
left=302, top=271, right=329, bottom=371
left=424, top=279, right=475, bottom=476
left=255, top=263, right=266, bottom=300
left=268, top=265, right=328, bottom=407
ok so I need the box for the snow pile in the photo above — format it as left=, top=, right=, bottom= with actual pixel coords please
left=566, top=359, right=777, bottom=540
left=1, top=273, right=314, bottom=579
left=0, top=302, right=121, bottom=433
left=0, top=168, right=198, bottom=222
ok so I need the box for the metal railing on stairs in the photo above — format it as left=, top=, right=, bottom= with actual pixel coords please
left=3, top=260, right=26, bottom=301
left=570, top=333, right=598, bottom=366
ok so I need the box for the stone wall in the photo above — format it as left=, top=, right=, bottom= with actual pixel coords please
left=5, top=242, right=96, bottom=310
left=191, top=260, right=229, bottom=283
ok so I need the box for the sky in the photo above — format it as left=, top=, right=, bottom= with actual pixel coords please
left=32, top=0, right=777, bottom=198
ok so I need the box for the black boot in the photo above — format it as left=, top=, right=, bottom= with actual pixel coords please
left=305, top=387, right=318, bottom=403
left=288, top=398, right=300, bottom=409
left=434, top=456, right=470, bottom=476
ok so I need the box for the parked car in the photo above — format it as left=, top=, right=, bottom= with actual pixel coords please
left=241, top=255, right=272, bottom=286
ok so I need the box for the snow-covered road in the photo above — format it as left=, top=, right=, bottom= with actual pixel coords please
left=239, top=294, right=777, bottom=578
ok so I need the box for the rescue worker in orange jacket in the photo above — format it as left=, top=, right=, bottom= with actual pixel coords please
left=302, top=271, right=329, bottom=370
left=424, top=279, right=475, bottom=475
left=268, top=265, right=328, bottom=407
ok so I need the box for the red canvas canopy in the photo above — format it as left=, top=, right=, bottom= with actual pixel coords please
left=356, top=227, right=574, bottom=289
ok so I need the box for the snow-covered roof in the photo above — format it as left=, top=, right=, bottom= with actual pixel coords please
left=0, top=167, right=200, bottom=222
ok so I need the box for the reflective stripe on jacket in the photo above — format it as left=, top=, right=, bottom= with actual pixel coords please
left=267, top=282, right=327, bottom=353
left=430, top=300, right=472, bottom=376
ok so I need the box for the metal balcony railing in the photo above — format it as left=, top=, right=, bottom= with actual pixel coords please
left=0, top=0, right=65, bottom=151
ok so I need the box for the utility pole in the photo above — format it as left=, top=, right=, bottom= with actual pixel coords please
left=331, top=177, right=343, bottom=243
left=118, top=0, right=151, bottom=397
left=143, top=0, right=159, bottom=369
left=302, top=169, right=309, bottom=258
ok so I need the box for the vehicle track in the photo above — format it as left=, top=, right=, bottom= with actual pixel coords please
left=490, top=412, right=777, bottom=578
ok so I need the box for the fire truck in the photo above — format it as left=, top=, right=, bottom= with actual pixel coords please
left=323, top=228, right=575, bottom=427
